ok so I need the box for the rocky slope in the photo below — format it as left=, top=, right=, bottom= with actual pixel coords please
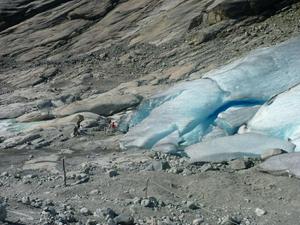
left=1, top=0, right=300, bottom=224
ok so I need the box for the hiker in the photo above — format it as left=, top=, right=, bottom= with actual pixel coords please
left=72, top=114, right=84, bottom=137
left=105, top=118, right=118, bottom=134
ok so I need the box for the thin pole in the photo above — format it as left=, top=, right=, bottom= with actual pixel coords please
left=62, top=158, right=67, bottom=187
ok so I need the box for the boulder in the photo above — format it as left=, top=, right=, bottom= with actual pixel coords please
left=0, top=103, right=34, bottom=119
left=1, top=133, right=41, bottom=149
left=35, top=112, right=100, bottom=129
left=206, top=0, right=286, bottom=25
left=16, top=111, right=54, bottom=122
left=259, top=153, right=300, bottom=178
left=261, top=149, right=287, bottom=160
left=185, top=133, right=295, bottom=163
left=53, top=91, right=141, bottom=117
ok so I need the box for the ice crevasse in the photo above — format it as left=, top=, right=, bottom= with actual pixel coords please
left=120, top=37, right=300, bottom=158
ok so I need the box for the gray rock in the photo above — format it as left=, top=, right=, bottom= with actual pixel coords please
left=255, top=208, right=267, bottom=216
left=186, top=133, right=295, bottom=163
left=0, top=198, right=7, bottom=222
left=21, top=196, right=31, bottom=205
left=261, top=149, right=287, bottom=160
left=141, top=197, right=159, bottom=208
left=186, top=201, right=199, bottom=210
left=206, top=0, right=285, bottom=25
left=200, top=163, right=213, bottom=172
left=53, top=91, right=141, bottom=117
left=36, top=99, right=53, bottom=109
left=89, top=189, right=99, bottom=195
left=80, top=207, right=92, bottom=216
left=0, top=102, right=34, bottom=119
left=0, top=172, right=8, bottom=177
left=192, top=218, right=204, bottom=225
left=16, top=111, right=54, bottom=122
left=93, top=208, right=117, bottom=219
left=3, top=133, right=41, bottom=149
left=220, top=215, right=241, bottom=225
left=259, top=153, right=300, bottom=178
left=229, top=159, right=252, bottom=170
left=113, top=214, right=134, bottom=225
left=86, top=219, right=97, bottom=225
left=107, top=170, right=119, bottom=177
left=147, top=160, right=171, bottom=171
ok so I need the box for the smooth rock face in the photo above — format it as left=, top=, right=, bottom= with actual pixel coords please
left=259, top=153, right=300, bottom=178
left=31, top=112, right=101, bottom=130
left=16, top=111, right=54, bottom=122
left=53, top=92, right=141, bottom=117
left=1, top=133, right=41, bottom=149
left=185, top=133, right=295, bottom=163
left=0, top=102, right=34, bottom=119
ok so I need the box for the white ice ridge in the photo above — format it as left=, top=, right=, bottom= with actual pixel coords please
left=245, top=84, right=300, bottom=146
left=121, top=37, right=300, bottom=152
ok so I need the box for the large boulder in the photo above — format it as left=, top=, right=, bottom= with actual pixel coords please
left=32, top=112, right=101, bottom=130
left=0, top=103, right=34, bottom=119
left=259, top=153, right=300, bottom=178
left=53, top=91, right=141, bottom=117
left=206, top=0, right=289, bottom=25
left=16, top=111, right=55, bottom=122
left=185, top=133, right=295, bottom=163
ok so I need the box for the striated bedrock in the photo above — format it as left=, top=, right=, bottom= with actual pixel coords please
left=121, top=37, right=300, bottom=153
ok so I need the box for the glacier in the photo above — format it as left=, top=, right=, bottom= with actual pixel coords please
left=121, top=37, right=300, bottom=156
left=245, top=84, right=300, bottom=147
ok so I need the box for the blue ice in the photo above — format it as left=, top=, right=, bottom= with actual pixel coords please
left=121, top=37, right=300, bottom=152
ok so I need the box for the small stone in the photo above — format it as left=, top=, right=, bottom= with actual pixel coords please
left=261, top=149, right=286, bottom=160
left=89, top=189, right=99, bottom=195
left=148, top=160, right=171, bottom=171
left=192, top=218, right=204, bottom=225
left=107, top=170, right=119, bottom=177
left=94, top=208, right=117, bottom=219
left=141, top=197, right=159, bottom=208
left=1, top=172, right=8, bottom=177
left=86, top=219, right=97, bottom=225
left=21, top=196, right=31, bottom=205
left=255, top=208, right=267, bottom=216
left=200, top=163, right=213, bottom=172
left=80, top=207, right=92, bottom=216
left=168, top=167, right=183, bottom=174
left=230, top=159, right=251, bottom=170
left=186, top=201, right=199, bottom=210
left=220, top=215, right=240, bottom=225
left=113, top=214, right=134, bottom=225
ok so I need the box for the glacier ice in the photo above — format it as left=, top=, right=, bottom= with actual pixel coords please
left=121, top=37, right=300, bottom=153
left=205, top=37, right=300, bottom=100
left=121, top=78, right=226, bottom=149
left=245, top=84, right=300, bottom=146
left=215, top=105, right=260, bottom=135
left=185, top=133, right=295, bottom=162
